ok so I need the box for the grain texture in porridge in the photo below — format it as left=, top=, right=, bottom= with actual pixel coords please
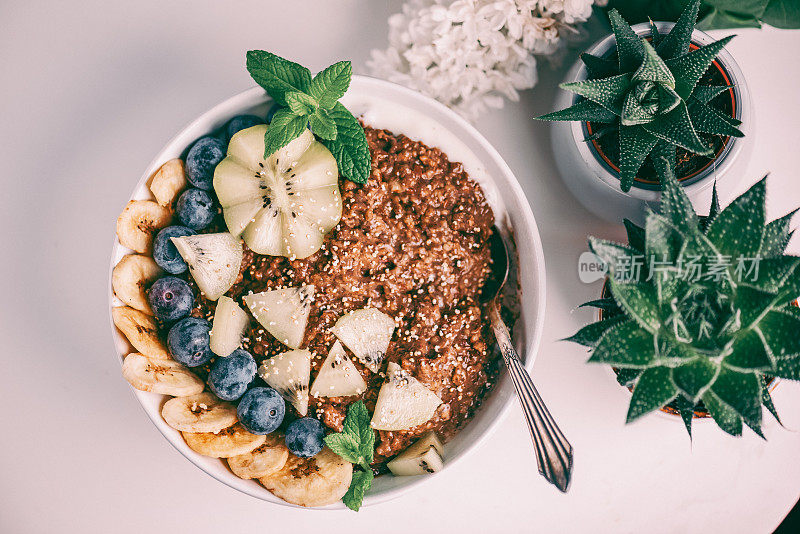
left=190, top=125, right=502, bottom=465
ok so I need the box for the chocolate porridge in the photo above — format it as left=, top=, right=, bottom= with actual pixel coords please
left=190, top=125, right=505, bottom=466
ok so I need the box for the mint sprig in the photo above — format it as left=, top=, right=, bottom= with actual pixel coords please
left=323, top=400, right=375, bottom=511
left=320, top=103, right=371, bottom=184
left=263, top=109, right=308, bottom=159
left=245, top=50, right=371, bottom=184
left=310, top=61, right=352, bottom=108
left=246, top=51, right=312, bottom=105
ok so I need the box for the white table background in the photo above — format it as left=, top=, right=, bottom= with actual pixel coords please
left=2, top=1, right=799, bottom=532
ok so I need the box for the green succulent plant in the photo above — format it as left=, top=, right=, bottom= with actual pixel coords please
left=537, top=0, right=744, bottom=192
left=568, top=167, right=800, bottom=437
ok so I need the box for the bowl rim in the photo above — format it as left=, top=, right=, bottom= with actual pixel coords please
left=108, top=75, right=547, bottom=509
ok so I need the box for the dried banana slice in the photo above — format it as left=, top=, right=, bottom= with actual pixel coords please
left=227, top=433, right=289, bottom=479
left=259, top=447, right=353, bottom=507
left=162, top=392, right=238, bottom=433
left=111, top=254, right=162, bottom=314
left=182, top=423, right=266, bottom=458
left=116, top=199, right=172, bottom=253
left=112, top=306, right=170, bottom=360
left=149, top=159, right=187, bottom=208
left=121, top=353, right=204, bottom=396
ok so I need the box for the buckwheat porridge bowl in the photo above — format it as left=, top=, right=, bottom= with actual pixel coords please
left=109, top=74, right=546, bottom=509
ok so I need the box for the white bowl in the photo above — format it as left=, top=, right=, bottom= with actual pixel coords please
left=109, top=76, right=547, bottom=509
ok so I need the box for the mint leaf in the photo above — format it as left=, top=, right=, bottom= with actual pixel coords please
left=263, top=109, right=307, bottom=158
left=323, top=433, right=361, bottom=464
left=310, top=61, right=352, bottom=109
left=343, top=469, right=373, bottom=511
left=246, top=50, right=312, bottom=106
left=321, top=102, right=372, bottom=184
left=309, top=108, right=337, bottom=140
left=285, top=91, right=318, bottom=116
left=324, top=401, right=376, bottom=511
left=341, top=400, right=374, bottom=466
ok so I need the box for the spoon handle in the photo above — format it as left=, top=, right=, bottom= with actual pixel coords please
left=489, top=303, right=574, bottom=493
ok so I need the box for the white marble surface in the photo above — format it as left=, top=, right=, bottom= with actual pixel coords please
left=1, top=1, right=799, bottom=532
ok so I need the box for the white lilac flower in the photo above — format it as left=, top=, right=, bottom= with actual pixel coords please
left=367, top=0, right=597, bottom=121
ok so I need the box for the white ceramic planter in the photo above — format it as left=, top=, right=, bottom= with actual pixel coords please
left=550, top=22, right=753, bottom=224
left=109, top=76, right=547, bottom=509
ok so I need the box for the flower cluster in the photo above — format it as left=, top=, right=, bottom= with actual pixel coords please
left=367, top=0, right=597, bottom=121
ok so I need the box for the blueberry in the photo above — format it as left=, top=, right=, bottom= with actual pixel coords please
left=147, top=276, right=194, bottom=322
left=208, top=349, right=257, bottom=401
left=176, top=188, right=216, bottom=231
left=237, top=387, right=285, bottom=435
left=167, top=317, right=213, bottom=367
left=153, top=226, right=195, bottom=274
left=285, top=417, right=325, bottom=458
left=266, top=103, right=281, bottom=123
left=225, top=114, right=264, bottom=142
left=185, top=136, right=225, bottom=190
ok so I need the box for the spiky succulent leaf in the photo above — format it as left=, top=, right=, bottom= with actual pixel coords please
left=627, top=367, right=678, bottom=422
left=709, top=367, right=762, bottom=433
left=645, top=212, right=683, bottom=262
left=666, top=35, right=735, bottom=99
left=588, top=237, right=639, bottom=268
left=760, top=376, right=781, bottom=425
left=759, top=310, right=800, bottom=358
left=616, top=368, right=642, bottom=388
left=659, top=155, right=702, bottom=231
left=692, top=84, right=732, bottom=105
left=608, top=279, right=663, bottom=333
left=537, top=98, right=618, bottom=123
left=632, top=39, right=675, bottom=87
left=623, top=218, right=646, bottom=252
left=642, top=101, right=711, bottom=155
left=761, top=209, right=798, bottom=257
left=752, top=256, right=800, bottom=293
left=725, top=329, right=773, bottom=372
left=608, top=9, right=645, bottom=72
left=687, top=98, right=744, bottom=137
left=650, top=140, right=677, bottom=179
left=564, top=315, right=628, bottom=347
left=776, top=267, right=800, bottom=303
left=773, top=356, right=800, bottom=381
left=672, top=356, right=719, bottom=403
left=580, top=52, right=617, bottom=79
left=648, top=19, right=661, bottom=47
left=655, top=0, right=702, bottom=60
left=706, top=183, right=721, bottom=228
left=672, top=394, right=696, bottom=437
left=619, top=126, right=658, bottom=190
left=588, top=321, right=658, bottom=368
left=707, top=177, right=766, bottom=258
left=645, top=212, right=685, bottom=302
left=735, top=284, right=776, bottom=328
left=702, top=390, right=742, bottom=436
left=579, top=297, right=623, bottom=315
left=560, top=74, right=630, bottom=114
left=677, top=216, right=734, bottom=285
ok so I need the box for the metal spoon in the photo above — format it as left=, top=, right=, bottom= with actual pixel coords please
left=482, top=227, right=574, bottom=493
